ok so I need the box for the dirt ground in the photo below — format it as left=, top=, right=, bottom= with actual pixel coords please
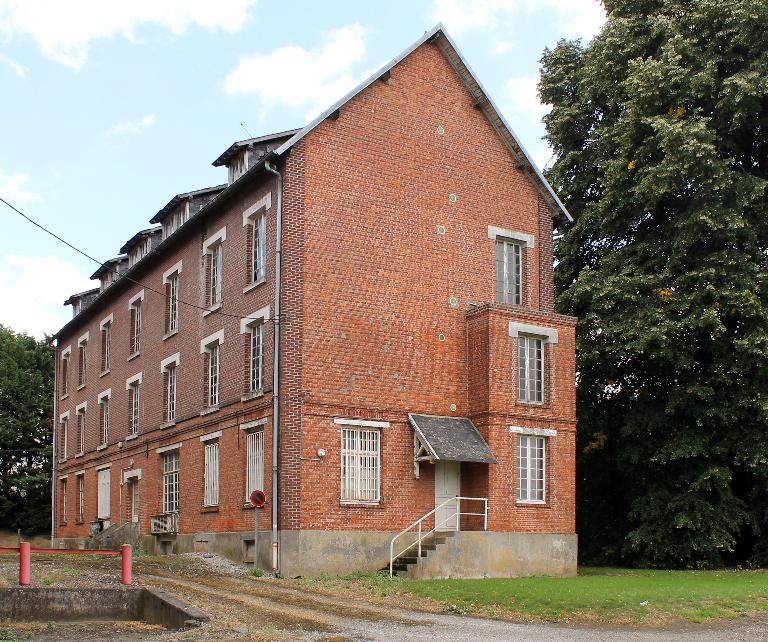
left=1, top=552, right=767, bottom=641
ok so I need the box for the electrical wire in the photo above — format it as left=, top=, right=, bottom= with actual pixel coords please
left=0, top=195, right=279, bottom=325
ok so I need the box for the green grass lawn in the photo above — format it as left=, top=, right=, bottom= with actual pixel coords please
left=299, top=567, right=768, bottom=625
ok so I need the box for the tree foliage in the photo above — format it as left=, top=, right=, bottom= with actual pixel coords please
left=0, top=325, right=54, bottom=534
left=540, top=0, right=768, bottom=566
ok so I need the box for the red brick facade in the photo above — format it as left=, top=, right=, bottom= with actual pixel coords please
left=53, top=34, right=576, bottom=569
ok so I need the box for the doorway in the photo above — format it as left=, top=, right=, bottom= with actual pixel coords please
left=434, top=461, right=460, bottom=531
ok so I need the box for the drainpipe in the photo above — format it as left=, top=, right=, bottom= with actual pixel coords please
left=264, top=159, right=283, bottom=574
left=51, top=341, right=59, bottom=546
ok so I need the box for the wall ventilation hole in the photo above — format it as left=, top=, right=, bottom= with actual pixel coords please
left=448, top=296, right=459, bottom=308
left=436, top=125, right=445, bottom=135
left=450, top=403, right=457, bottom=412
left=438, top=333, right=446, bottom=342
left=448, top=193, right=458, bottom=203
left=436, top=224, right=447, bottom=235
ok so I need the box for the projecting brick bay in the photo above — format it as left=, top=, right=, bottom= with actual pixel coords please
left=1, top=554, right=766, bottom=641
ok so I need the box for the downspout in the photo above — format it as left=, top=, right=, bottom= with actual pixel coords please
left=264, top=159, right=283, bottom=574
left=51, top=341, right=59, bottom=546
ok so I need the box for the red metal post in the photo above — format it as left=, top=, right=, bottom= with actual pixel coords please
left=19, top=542, right=30, bottom=586
left=121, top=544, right=132, bottom=585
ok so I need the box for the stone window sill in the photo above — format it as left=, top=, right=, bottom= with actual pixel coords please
left=200, top=405, right=220, bottom=416
left=75, top=521, right=84, bottom=525
left=75, top=452, right=84, bottom=458
left=163, top=328, right=179, bottom=341
left=516, top=500, right=549, bottom=507
left=243, top=278, right=266, bottom=294
left=99, top=369, right=110, bottom=378
left=96, top=443, right=108, bottom=451
left=340, top=500, right=384, bottom=509
left=77, top=384, right=86, bottom=391
left=127, top=351, right=140, bottom=362
left=241, top=390, right=264, bottom=402
left=125, top=434, right=139, bottom=441
left=60, top=393, right=69, bottom=401
left=203, top=302, right=222, bottom=317
left=160, top=420, right=176, bottom=430
left=201, top=506, right=219, bottom=514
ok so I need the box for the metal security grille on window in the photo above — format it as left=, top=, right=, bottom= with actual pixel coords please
left=100, top=400, right=109, bottom=445
left=341, top=428, right=381, bottom=503
left=208, top=344, right=220, bottom=406
left=129, top=384, right=140, bottom=436
left=252, top=214, right=267, bottom=282
left=250, top=324, right=263, bottom=392
left=518, top=335, right=544, bottom=403
left=166, top=367, right=177, bottom=422
left=204, top=442, right=220, bottom=506
left=162, top=451, right=180, bottom=513
left=210, top=244, right=223, bottom=305
left=496, top=239, right=522, bottom=305
left=246, top=430, right=264, bottom=500
left=517, top=435, right=545, bottom=502
left=168, top=274, right=179, bottom=332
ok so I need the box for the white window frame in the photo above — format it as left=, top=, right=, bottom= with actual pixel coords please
left=97, top=389, right=111, bottom=448
left=128, top=290, right=144, bottom=355
left=59, top=411, right=70, bottom=460
left=163, top=261, right=183, bottom=335
left=516, top=433, right=547, bottom=504
left=245, top=429, right=265, bottom=501
left=162, top=450, right=180, bottom=514
left=126, top=372, right=143, bottom=438
left=202, top=227, right=226, bottom=309
left=77, top=332, right=89, bottom=388
left=201, top=435, right=220, bottom=507
left=61, top=345, right=71, bottom=397
left=200, top=330, right=224, bottom=410
left=340, top=427, right=381, bottom=504
left=60, top=477, right=68, bottom=523
left=160, top=353, right=180, bottom=424
left=495, top=238, right=523, bottom=305
left=240, top=306, right=269, bottom=396
left=518, top=334, right=544, bottom=404
left=242, top=193, right=271, bottom=287
left=228, top=149, right=249, bottom=183
left=75, top=401, right=87, bottom=456
left=77, top=473, right=85, bottom=522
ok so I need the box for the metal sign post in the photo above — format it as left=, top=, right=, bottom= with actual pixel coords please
left=249, top=490, right=267, bottom=571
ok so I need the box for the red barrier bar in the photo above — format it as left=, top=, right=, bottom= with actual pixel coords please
left=19, top=542, right=30, bottom=586
left=29, top=548, right=121, bottom=555
left=121, top=544, right=132, bottom=585
left=0, top=547, right=20, bottom=553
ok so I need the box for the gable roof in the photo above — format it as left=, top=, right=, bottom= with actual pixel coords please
left=212, top=128, right=301, bottom=167
left=149, top=184, right=226, bottom=224
left=274, top=24, right=572, bottom=224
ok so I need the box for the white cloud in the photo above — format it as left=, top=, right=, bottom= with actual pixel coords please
left=430, top=0, right=605, bottom=41
left=109, top=113, right=156, bottom=136
left=0, top=0, right=257, bottom=68
left=0, top=255, right=93, bottom=338
left=431, top=0, right=517, bottom=34
left=493, top=39, right=513, bottom=54
left=0, top=53, right=26, bottom=77
left=505, top=75, right=550, bottom=122
left=225, top=23, right=369, bottom=122
left=0, top=168, right=41, bottom=203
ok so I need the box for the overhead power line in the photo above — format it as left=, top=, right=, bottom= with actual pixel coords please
left=0, top=195, right=278, bottom=326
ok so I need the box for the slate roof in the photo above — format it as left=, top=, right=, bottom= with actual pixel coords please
left=149, top=185, right=226, bottom=224
left=408, top=413, right=496, bottom=464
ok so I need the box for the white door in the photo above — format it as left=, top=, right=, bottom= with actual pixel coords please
left=97, top=469, right=111, bottom=520
left=435, top=461, right=460, bottom=531
left=130, top=481, right=139, bottom=523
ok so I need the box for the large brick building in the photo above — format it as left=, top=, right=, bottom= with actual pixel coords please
left=52, top=25, right=577, bottom=578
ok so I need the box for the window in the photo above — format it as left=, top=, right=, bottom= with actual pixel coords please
left=164, top=364, right=177, bottom=423
left=495, top=239, right=523, bottom=305
left=163, top=202, right=189, bottom=239
left=517, top=435, right=546, bottom=503
left=128, top=380, right=140, bottom=437
left=98, top=393, right=110, bottom=447
left=167, top=272, right=179, bottom=333
left=59, top=414, right=69, bottom=460
left=249, top=322, right=264, bottom=393
left=518, top=335, right=544, bottom=403
left=76, top=405, right=86, bottom=455
left=162, top=451, right=180, bottom=513
left=77, top=336, right=88, bottom=387
left=245, top=429, right=264, bottom=500
left=228, top=149, right=248, bottom=183
left=203, top=441, right=220, bottom=507
left=250, top=212, right=267, bottom=283
left=129, top=296, right=142, bottom=355
left=61, top=349, right=70, bottom=396
left=60, top=478, right=68, bottom=523
left=100, top=321, right=111, bottom=372
left=209, top=243, right=223, bottom=306
left=341, top=428, right=381, bottom=503
left=77, top=474, right=85, bottom=522
left=208, top=343, right=220, bottom=407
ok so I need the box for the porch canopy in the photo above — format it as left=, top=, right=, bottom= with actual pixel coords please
left=408, top=413, right=496, bottom=465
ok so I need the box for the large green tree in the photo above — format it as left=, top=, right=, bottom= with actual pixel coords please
left=541, top=0, right=768, bottom=566
left=0, top=326, right=54, bottom=534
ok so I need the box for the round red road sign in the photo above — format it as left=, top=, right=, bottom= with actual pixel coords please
left=249, top=489, right=267, bottom=508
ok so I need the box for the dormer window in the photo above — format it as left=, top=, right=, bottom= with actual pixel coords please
left=228, top=149, right=249, bottom=184
left=163, top=201, right=190, bottom=239
left=129, top=238, right=152, bottom=267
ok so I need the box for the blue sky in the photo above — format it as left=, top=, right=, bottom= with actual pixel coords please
left=0, top=0, right=604, bottom=338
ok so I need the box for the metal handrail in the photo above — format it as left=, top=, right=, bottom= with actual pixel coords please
left=389, top=496, right=487, bottom=576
